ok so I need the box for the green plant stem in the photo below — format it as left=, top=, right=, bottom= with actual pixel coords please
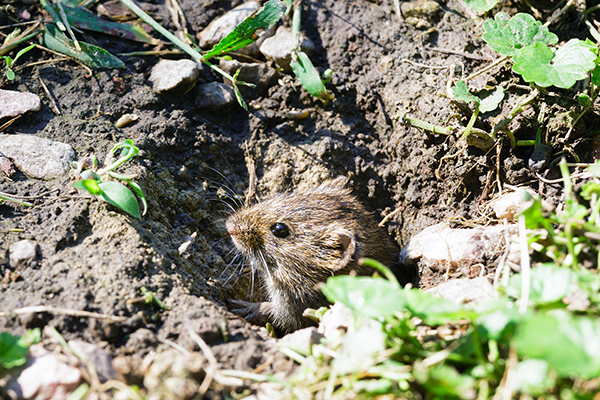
left=56, top=0, right=81, bottom=51
left=118, top=0, right=235, bottom=84
left=359, top=258, right=400, bottom=288
left=400, top=113, right=452, bottom=135
left=459, top=106, right=479, bottom=142
left=516, top=140, right=536, bottom=146
left=559, top=159, right=580, bottom=269
left=292, top=1, right=301, bottom=49
left=0, top=32, right=39, bottom=56
left=0, top=193, right=33, bottom=207
left=492, top=88, right=540, bottom=147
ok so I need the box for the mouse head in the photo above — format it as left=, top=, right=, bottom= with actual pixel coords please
left=226, top=177, right=368, bottom=284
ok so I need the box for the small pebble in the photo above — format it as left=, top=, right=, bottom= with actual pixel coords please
left=194, top=82, right=235, bottom=109
left=260, top=26, right=315, bottom=72
left=115, top=113, right=139, bottom=128
left=219, top=58, right=278, bottom=96
left=9, top=239, right=39, bottom=268
left=149, top=59, right=200, bottom=94
left=0, top=89, right=41, bottom=118
left=68, top=340, right=118, bottom=383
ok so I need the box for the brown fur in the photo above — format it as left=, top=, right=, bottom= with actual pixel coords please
left=226, top=177, right=413, bottom=332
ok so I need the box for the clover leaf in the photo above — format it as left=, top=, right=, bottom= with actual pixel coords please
left=482, top=12, right=558, bottom=56
left=452, top=80, right=504, bottom=113
left=512, top=39, right=598, bottom=89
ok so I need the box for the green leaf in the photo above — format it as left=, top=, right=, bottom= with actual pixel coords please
left=482, top=12, right=558, bottom=56
left=578, top=93, right=592, bottom=108
left=506, top=265, right=578, bottom=305
left=73, top=179, right=103, bottom=196
left=479, top=86, right=504, bottom=113
left=41, top=24, right=125, bottom=69
left=580, top=181, right=600, bottom=200
left=465, top=0, right=499, bottom=13
left=232, top=68, right=248, bottom=111
left=591, top=63, right=600, bottom=87
left=98, top=181, right=141, bottom=219
left=66, top=383, right=90, bottom=400
left=290, top=51, right=333, bottom=103
left=322, top=276, right=406, bottom=318
left=514, top=311, right=600, bottom=379
left=0, top=331, right=29, bottom=369
left=105, top=139, right=139, bottom=170
left=413, top=362, right=476, bottom=399
left=203, top=0, right=287, bottom=59
left=332, top=321, right=386, bottom=375
left=512, top=40, right=598, bottom=89
left=586, top=160, right=600, bottom=178
left=127, top=181, right=147, bottom=216
left=404, top=289, right=476, bottom=325
left=452, top=80, right=479, bottom=105
left=45, top=3, right=158, bottom=44
left=6, top=68, right=15, bottom=80
left=13, top=44, right=35, bottom=64
left=474, top=302, right=522, bottom=340
left=513, top=359, right=556, bottom=396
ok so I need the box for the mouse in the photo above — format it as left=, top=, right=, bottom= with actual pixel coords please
left=225, top=176, right=416, bottom=333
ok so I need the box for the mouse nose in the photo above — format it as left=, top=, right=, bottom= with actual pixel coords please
left=226, top=219, right=238, bottom=236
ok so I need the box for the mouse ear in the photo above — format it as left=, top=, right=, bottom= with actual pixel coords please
left=330, top=227, right=356, bottom=272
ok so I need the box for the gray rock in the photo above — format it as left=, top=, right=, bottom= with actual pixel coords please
left=219, top=58, right=278, bottom=96
left=425, top=277, right=498, bottom=304
left=0, top=89, right=41, bottom=118
left=194, top=82, right=235, bottom=109
left=198, top=1, right=266, bottom=57
left=68, top=340, right=117, bottom=383
left=0, top=134, right=76, bottom=180
left=149, top=59, right=200, bottom=94
left=259, top=26, right=315, bottom=72
left=529, top=143, right=553, bottom=172
left=9, top=239, right=39, bottom=268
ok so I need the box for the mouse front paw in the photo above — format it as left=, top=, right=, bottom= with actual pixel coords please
left=230, top=299, right=273, bottom=326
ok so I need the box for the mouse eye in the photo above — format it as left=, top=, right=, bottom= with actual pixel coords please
left=270, top=223, right=290, bottom=238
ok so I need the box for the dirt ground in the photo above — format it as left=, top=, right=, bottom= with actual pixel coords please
left=1, top=0, right=597, bottom=397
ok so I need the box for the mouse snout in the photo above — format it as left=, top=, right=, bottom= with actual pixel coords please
left=226, top=218, right=239, bottom=236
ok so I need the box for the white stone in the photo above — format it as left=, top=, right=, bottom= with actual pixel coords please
left=399, top=223, right=517, bottom=266
left=9, top=239, right=38, bottom=268
left=149, top=59, right=200, bottom=94
left=0, top=134, right=76, bottom=180
left=198, top=1, right=261, bottom=49
left=0, top=89, right=41, bottom=118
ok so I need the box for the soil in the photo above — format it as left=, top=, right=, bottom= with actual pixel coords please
left=0, top=0, right=598, bottom=397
